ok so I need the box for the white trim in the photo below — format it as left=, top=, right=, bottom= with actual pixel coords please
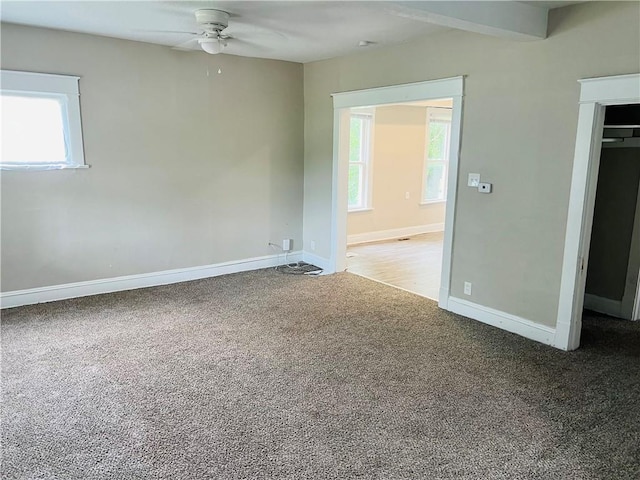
left=448, top=297, right=556, bottom=347
left=583, top=294, right=623, bottom=319
left=438, top=94, right=463, bottom=311
left=557, top=73, right=640, bottom=350
left=439, top=284, right=450, bottom=309
left=0, top=70, right=81, bottom=95
left=578, top=74, right=640, bottom=104
left=347, top=223, right=444, bottom=246
left=332, top=77, right=464, bottom=109
left=0, top=164, right=90, bottom=171
left=0, top=251, right=303, bottom=309
left=330, top=77, right=464, bottom=315
left=331, top=107, right=350, bottom=274
left=556, top=102, right=605, bottom=350
left=301, top=251, right=333, bottom=274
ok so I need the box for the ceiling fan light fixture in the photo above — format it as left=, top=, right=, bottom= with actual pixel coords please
left=199, top=38, right=223, bottom=55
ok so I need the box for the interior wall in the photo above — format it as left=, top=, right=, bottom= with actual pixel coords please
left=586, top=147, right=640, bottom=301
left=0, top=24, right=304, bottom=292
left=303, top=1, right=640, bottom=328
left=347, top=104, right=446, bottom=238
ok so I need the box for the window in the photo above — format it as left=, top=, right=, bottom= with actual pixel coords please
left=1, top=70, right=86, bottom=170
left=348, top=112, right=373, bottom=210
left=422, top=108, right=452, bottom=203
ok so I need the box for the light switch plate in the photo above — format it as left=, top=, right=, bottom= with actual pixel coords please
left=478, top=182, right=492, bottom=193
left=468, top=173, right=480, bottom=187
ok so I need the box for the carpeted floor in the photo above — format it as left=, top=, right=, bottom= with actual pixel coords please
left=2, top=269, right=639, bottom=479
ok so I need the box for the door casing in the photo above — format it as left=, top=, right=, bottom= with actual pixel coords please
left=330, top=77, right=464, bottom=309
left=556, top=73, right=640, bottom=350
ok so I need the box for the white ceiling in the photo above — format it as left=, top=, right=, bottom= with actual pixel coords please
left=0, top=1, right=583, bottom=63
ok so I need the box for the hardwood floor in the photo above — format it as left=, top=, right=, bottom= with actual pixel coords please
left=346, top=232, right=443, bottom=300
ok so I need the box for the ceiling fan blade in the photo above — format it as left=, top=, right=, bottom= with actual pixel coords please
left=224, top=25, right=286, bottom=42
left=227, top=37, right=269, bottom=52
left=135, top=29, right=200, bottom=35
left=172, top=37, right=200, bottom=51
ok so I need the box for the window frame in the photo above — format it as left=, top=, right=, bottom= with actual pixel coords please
left=348, top=111, right=374, bottom=212
left=421, top=107, right=452, bottom=204
left=1, top=69, right=87, bottom=170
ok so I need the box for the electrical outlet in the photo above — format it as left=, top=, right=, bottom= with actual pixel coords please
left=310, top=240, right=316, bottom=251
left=464, top=282, right=472, bottom=296
left=282, top=238, right=292, bottom=252
left=405, top=191, right=410, bottom=200
left=478, top=182, right=492, bottom=193
left=468, top=173, right=480, bottom=187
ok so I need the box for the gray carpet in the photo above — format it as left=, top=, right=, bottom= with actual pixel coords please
left=2, top=269, right=639, bottom=479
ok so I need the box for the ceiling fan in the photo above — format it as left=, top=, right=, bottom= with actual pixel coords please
left=160, top=9, right=233, bottom=55
left=140, top=8, right=278, bottom=56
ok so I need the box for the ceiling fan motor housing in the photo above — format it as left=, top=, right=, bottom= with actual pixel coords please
left=196, top=9, right=229, bottom=31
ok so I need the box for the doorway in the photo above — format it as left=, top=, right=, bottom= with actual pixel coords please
left=330, top=77, right=464, bottom=309
left=583, top=104, right=640, bottom=320
left=344, top=101, right=452, bottom=300
left=556, top=73, right=640, bottom=351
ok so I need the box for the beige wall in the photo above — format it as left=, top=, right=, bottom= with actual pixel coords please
left=1, top=24, right=304, bottom=291
left=303, top=1, right=640, bottom=327
left=586, top=147, right=640, bottom=301
left=347, top=105, right=446, bottom=237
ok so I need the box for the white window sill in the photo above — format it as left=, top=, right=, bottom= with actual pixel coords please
left=0, top=164, right=90, bottom=171
left=348, top=207, right=374, bottom=213
left=419, top=200, right=446, bottom=206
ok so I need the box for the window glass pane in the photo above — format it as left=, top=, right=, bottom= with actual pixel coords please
left=349, top=117, right=362, bottom=162
left=348, top=164, right=362, bottom=208
left=1, top=95, right=67, bottom=164
left=425, top=163, right=445, bottom=201
left=427, top=121, right=447, bottom=160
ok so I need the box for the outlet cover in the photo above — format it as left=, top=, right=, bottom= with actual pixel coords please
left=468, top=173, right=480, bottom=187
left=464, top=282, right=472, bottom=295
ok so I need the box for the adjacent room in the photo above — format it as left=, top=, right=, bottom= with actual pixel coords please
left=345, top=99, right=452, bottom=300
left=2, top=1, right=639, bottom=479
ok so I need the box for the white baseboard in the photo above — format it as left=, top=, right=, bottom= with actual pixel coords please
left=583, top=293, right=624, bottom=318
left=0, top=251, right=303, bottom=309
left=301, top=252, right=333, bottom=274
left=446, top=296, right=556, bottom=347
left=347, top=223, right=444, bottom=246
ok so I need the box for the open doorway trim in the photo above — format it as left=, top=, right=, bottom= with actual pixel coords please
left=556, top=73, right=640, bottom=351
left=330, top=76, right=464, bottom=309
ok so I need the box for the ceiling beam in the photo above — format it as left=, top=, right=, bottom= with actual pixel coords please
left=385, top=1, right=549, bottom=41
